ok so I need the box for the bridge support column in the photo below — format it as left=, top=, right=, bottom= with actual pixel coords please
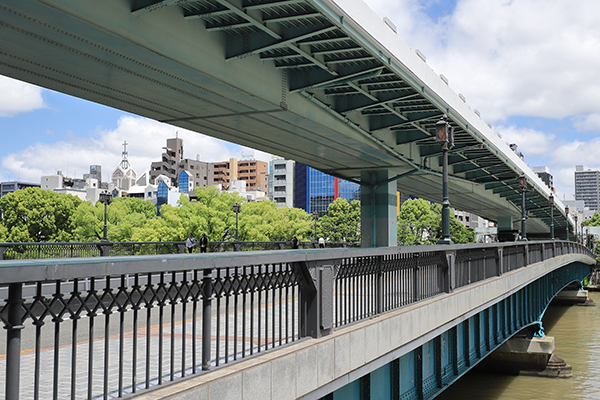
left=553, top=289, right=592, bottom=305
left=497, top=216, right=517, bottom=241
left=360, top=171, right=397, bottom=248
left=478, top=335, right=572, bottom=378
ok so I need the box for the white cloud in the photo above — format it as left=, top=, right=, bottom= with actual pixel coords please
left=574, top=114, right=600, bottom=133
left=364, top=0, right=600, bottom=123
left=0, top=76, right=46, bottom=117
left=494, top=126, right=556, bottom=157
left=1, top=115, right=272, bottom=184
left=491, top=124, right=600, bottom=201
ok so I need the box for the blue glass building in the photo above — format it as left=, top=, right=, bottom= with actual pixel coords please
left=157, top=181, right=168, bottom=206
left=294, top=162, right=360, bottom=215
left=178, top=171, right=190, bottom=194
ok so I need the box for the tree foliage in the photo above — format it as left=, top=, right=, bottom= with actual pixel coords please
left=0, top=187, right=82, bottom=242
left=0, top=185, right=474, bottom=246
left=582, top=212, right=600, bottom=227
left=397, top=198, right=474, bottom=245
left=317, top=198, right=361, bottom=243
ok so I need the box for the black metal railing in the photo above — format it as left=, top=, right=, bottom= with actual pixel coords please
left=0, top=241, right=594, bottom=400
left=0, top=240, right=359, bottom=260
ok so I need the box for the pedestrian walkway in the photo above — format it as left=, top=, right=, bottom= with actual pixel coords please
left=0, top=298, right=299, bottom=400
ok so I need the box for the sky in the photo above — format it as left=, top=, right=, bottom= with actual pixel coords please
left=2, top=0, right=600, bottom=202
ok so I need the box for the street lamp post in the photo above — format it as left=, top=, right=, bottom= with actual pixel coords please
left=574, top=214, right=578, bottom=244
left=565, top=205, right=570, bottom=241
left=436, top=115, right=454, bottom=245
left=549, top=192, right=554, bottom=240
left=232, top=203, right=241, bottom=241
left=312, top=212, right=318, bottom=242
left=99, top=191, right=113, bottom=242
left=519, top=174, right=527, bottom=241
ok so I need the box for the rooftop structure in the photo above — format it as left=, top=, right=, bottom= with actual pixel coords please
left=150, top=136, right=214, bottom=188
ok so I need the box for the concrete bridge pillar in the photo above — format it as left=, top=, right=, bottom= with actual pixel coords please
left=553, top=289, right=591, bottom=305
left=497, top=216, right=518, bottom=241
left=360, top=170, right=397, bottom=248
left=479, top=335, right=572, bottom=378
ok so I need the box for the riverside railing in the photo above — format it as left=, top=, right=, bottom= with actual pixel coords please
left=0, top=241, right=594, bottom=400
left=0, top=240, right=358, bottom=260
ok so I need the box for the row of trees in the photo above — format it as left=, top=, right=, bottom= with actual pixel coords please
left=0, top=187, right=473, bottom=245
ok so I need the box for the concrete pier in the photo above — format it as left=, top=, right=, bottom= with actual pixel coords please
left=553, top=289, right=595, bottom=306
left=478, top=336, right=572, bottom=378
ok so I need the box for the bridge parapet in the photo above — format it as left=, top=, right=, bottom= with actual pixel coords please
left=0, top=241, right=595, bottom=399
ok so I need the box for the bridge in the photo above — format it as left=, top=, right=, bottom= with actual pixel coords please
left=0, top=0, right=574, bottom=246
left=0, top=1, right=594, bottom=399
left=0, top=241, right=595, bottom=399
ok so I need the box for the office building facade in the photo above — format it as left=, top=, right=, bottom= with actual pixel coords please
left=575, top=165, right=600, bottom=212
left=214, top=158, right=268, bottom=192
left=150, top=137, right=214, bottom=188
left=269, top=158, right=295, bottom=208
left=532, top=166, right=553, bottom=190
left=294, top=162, right=360, bottom=215
left=0, top=181, right=40, bottom=197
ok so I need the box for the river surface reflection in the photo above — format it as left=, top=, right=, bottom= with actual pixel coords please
left=438, top=292, right=600, bottom=400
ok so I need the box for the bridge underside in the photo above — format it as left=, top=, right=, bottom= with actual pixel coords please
left=0, top=0, right=567, bottom=235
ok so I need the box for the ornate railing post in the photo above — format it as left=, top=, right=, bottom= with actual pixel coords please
left=377, top=256, right=384, bottom=314
left=497, top=247, right=504, bottom=276
left=296, top=262, right=333, bottom=338
left=97, top=242, right=112, bottom=257
left=202, top=269, right=213, bottom=370
left=413, top=256, right=420, bottom=302
left=444, top=250, right=456, bottom=293
left=5, top=282, right=24, bottom=400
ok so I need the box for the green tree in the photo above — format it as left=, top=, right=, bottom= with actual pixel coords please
left=0, top=187, right=82, bottom=242
left=73, top=196, right=159, bottom=242
left=239, top=201, right=313, bottom=241
left=182, top=186, right=247, bottom=241
left=72, top=201, right=104, bottom=241
left=582, top=212, right=600, bottom=226
left=397, top=198, right=439, bottom=245
left=398, top=199, right=474, bottom=245
left=317, top=198, right=361, bottom=243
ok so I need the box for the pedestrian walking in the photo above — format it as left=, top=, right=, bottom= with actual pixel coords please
left=318, top=237, right=325, bottom=248
left=292, top=236, right=299, bottom=249
left=186, top=233, right=196, bottom=253
left=200, top=232, right=208, bottom=253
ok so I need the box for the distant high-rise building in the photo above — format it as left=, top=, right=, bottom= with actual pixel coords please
left=575, top=165, right=600, bottom=211
left=532, top=166, right=553, bottom=189
left=294, top=162, right=360, bottom=215
left=269, top=157, right=295, bottom=208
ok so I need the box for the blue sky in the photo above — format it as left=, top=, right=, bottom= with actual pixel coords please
left=2, top=0, right=600, bottom=201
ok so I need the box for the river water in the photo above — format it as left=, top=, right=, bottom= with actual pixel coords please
left=439, top=291, right=600, bottom=400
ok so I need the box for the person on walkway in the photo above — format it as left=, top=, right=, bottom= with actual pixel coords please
left=318, top=237, right=325, bottom=248
left=292, top=236, right=299, bottom=249
left=200, top=233, right=208, bottom=253
left=186, top=233, right=196, bottom=253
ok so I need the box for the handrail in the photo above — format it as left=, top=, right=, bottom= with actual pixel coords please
left=0, top=240, right=360, bottom=260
